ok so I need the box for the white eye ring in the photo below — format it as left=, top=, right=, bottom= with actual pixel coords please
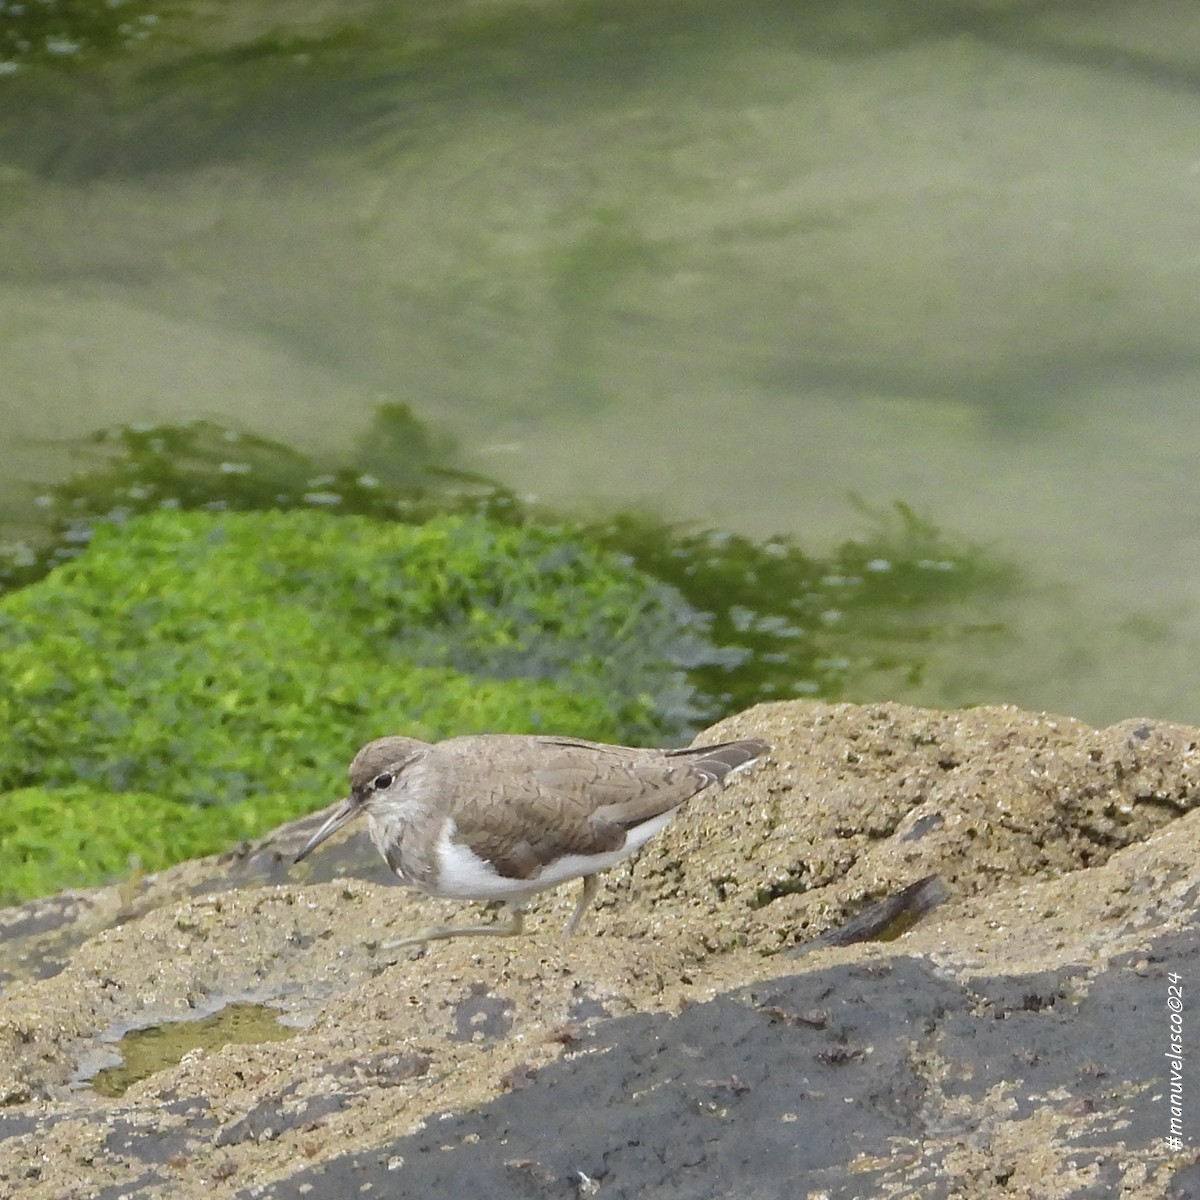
left=372, top=772, right=394, bottom=790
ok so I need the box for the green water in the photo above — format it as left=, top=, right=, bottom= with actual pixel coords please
left=89, top=1002, right=298, bottom=1098
left=2, top=0, right=1199, bottom=728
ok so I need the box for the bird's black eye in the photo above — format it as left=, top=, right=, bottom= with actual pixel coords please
left=372, top=772, right=394, bottom=791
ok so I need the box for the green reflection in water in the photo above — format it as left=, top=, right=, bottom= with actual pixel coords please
left=90, top=1001, right=297, bottom=1098
left=0, top=403, right=1016, bottom=737
left=0, top=0, right=167, bottom=71
left=584, top=497, right=1014, bottom=722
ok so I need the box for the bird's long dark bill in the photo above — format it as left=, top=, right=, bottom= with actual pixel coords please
left=294, top=797, right=362, bottom=863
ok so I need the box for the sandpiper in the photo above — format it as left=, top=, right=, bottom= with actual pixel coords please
left=295, top=732, right=769, bottom=946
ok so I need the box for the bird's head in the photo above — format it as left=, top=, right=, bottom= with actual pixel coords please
left=294, top=735, right=431, bottom=862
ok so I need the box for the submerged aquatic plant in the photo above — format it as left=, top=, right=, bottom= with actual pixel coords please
left=0, top=407, right=1015, bottom=729
left=0, top=0, right=168, bottom=71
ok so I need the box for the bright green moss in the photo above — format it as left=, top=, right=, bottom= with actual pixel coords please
left=0, top=508, right=701, bottom=900
left=0, top=785, right=303, bottom=906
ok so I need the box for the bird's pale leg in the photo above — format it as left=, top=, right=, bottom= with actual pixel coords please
left=563, top=874, right=599, bottom=937
left=383, top=904, right=525, bottom=949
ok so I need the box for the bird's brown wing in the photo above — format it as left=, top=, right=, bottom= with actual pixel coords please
left=434, top=735, right=766, bottom=880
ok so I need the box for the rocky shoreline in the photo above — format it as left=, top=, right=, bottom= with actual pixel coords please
left=1, top=700, right=1197, bottom=1197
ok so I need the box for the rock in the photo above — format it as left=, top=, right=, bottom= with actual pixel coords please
left=0, top=701, right=1196, bottom=1198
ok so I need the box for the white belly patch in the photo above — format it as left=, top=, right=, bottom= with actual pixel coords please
left=432, top=811, right=676, bottom=902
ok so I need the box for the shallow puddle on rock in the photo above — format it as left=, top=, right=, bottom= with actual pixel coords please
left=89, top=1002, right=298, bottom=1098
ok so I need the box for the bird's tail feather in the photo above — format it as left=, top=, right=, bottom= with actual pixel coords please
left=672, top=738, right=770, bottom=784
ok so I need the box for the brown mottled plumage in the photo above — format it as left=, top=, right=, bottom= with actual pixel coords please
left=296, top=732, right=769, bottom=946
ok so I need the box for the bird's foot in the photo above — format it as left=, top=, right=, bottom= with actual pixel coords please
left=383, top=907, right=525, bottom=949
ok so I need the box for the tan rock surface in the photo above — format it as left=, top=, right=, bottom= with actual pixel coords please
left=0, top=701, right=1196, bottom=1198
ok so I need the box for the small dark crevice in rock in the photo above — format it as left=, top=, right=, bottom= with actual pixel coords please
left=899, top=811, right=944, bottom=842
left=1130, top=791, right=1192, bottom=817
left=749, top=872, right=809, bottom=910
left=789, top=876, right=950, bottom=956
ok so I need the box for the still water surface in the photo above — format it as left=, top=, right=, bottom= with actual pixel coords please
left=2, top=0, right=1198, bottom=726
